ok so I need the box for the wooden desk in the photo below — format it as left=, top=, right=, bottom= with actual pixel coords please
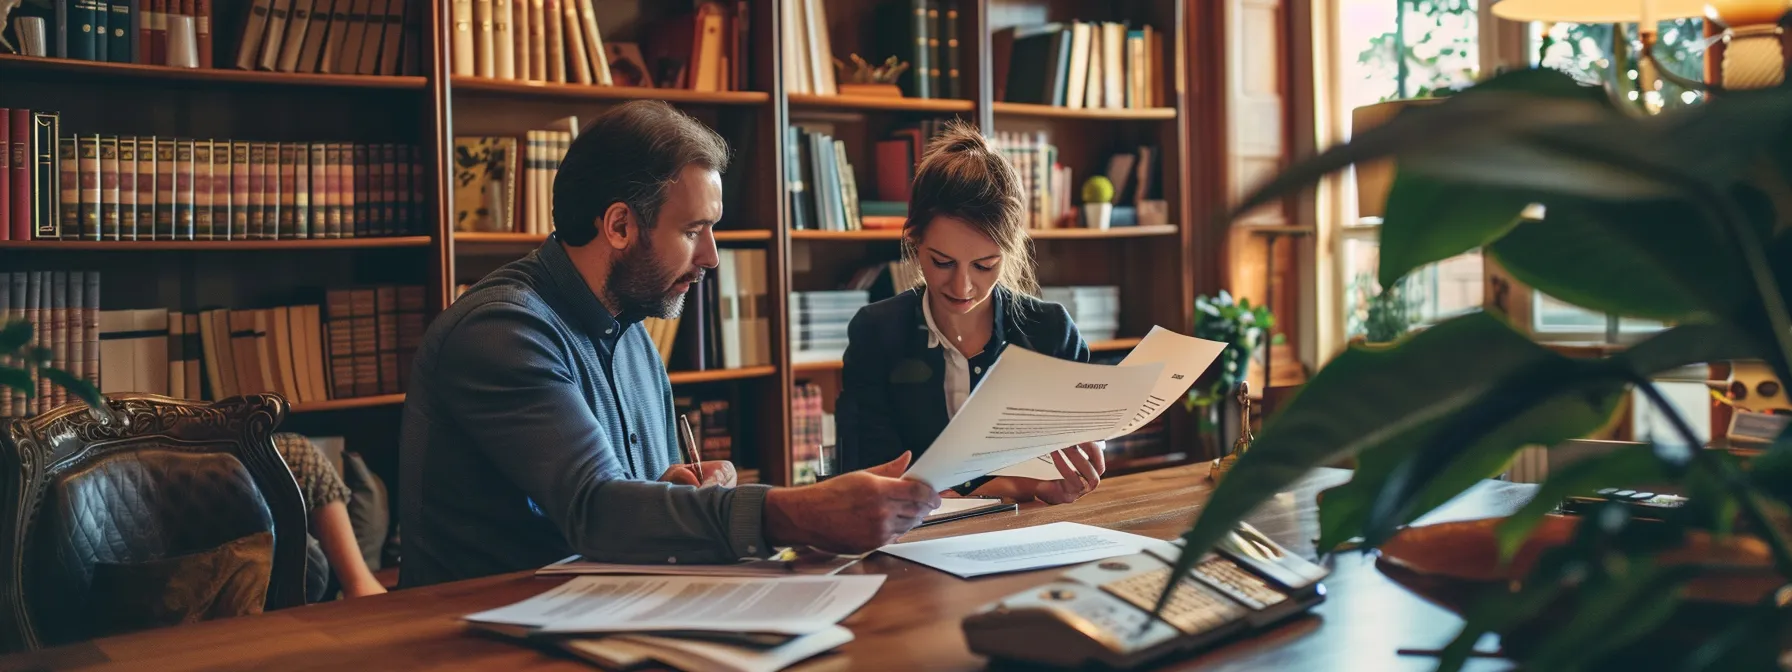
left=2, top=464, right=1534, bottom=671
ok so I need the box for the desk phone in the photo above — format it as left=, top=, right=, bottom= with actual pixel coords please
left=962, top=522, right=1328, bottom=669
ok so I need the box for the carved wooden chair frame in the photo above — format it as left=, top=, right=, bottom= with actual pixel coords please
left=0, top=393, right=307, bottom=652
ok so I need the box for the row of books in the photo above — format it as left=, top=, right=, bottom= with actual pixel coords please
left=13, top=0, right=423, bottom=76
left=451, top=0, right=749, bottom=93
left=790, top=380, right=833, bottom=485
left=780, top=0, right=964, bottom=100
left=0, top=272, right=424, bottom=418
left=790, top=290, right=868, bottom=365
left=996, top=20, right=1168, bottom=110
left=785, top=124, right=864, bottom=232
left=674, top=395, right=733, bottom=464
left=452, top=118, right=576, bottom=235
left=0, top=110, right=426, bottom=241
left=991, top=131, right=1072, bottom=230
left=450, top=249, right=771, bottom=372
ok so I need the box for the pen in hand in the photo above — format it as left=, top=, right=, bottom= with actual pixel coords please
left=678, top=415, right=705, bottom=484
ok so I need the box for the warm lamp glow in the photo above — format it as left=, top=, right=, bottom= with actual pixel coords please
left=1491, top=0, right=1707, bottom=22
left=1704, top=0, right=1792, bottom=27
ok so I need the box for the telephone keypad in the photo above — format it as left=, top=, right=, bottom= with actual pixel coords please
left=1101, top=568, right=1247, bottom=636
left=1193, top=557, right=1288, bottom=609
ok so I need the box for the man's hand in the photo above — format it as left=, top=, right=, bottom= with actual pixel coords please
left=1028, top=443, right=1106, bottom=505
left=762, top=452, right=942, bottom=555
left=658, top=460, right=738, bottom=487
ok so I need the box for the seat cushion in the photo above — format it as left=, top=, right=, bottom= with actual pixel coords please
left=86, top=530, right=274, bottom=639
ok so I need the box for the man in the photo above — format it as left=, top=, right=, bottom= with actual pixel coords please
left=399, top=100, right=941, bottom=588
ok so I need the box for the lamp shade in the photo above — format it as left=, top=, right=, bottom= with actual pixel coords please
left=1351, top=99, right=1440, bottom=221
left=1490, top=0, right=1708, bottom=22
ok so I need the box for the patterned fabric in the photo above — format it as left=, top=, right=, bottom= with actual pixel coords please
left=272, top=433, right=350, bottom=514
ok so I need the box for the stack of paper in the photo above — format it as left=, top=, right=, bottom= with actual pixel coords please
left=536, top=553, right=863, bottom=577
left=906, top=326, right=1227, bottom=488
left=465, top=575, right=883, bottom=672
left=879, top=521, right=1175, bottom=578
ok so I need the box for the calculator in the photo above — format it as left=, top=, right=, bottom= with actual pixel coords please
left=961, top=522, right=1328, bottom=669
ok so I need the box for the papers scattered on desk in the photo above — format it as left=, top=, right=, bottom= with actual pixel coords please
left=553, top=625, right=855, bottom=672
left=903, top=326, right=1225, bottom=489
left=878, top=521, right=1174, bottom=578
left=465, top=575, right=886, bottom=635
left=537, top=553, right=862, bottom=578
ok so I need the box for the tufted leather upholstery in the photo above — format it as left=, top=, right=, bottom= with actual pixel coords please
left=0, top=394, right=307, bottom=653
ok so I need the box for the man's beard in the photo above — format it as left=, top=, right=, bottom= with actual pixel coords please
left=607, top=238, right=704, bottom=319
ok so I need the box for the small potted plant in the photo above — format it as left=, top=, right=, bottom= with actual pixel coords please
left=832, top=54, right=909, bottom=98
left=1081, top=176, right=1114, bottom=229
left=1346, top=272, right=1420, bottom=347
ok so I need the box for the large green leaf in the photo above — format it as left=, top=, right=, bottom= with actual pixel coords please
left=1317, top=379, right=1627, bottom=552
left=0, top=366, right=33, bottom=397
left=1377, top=174, right=1531, bottom=289
left=1493, top=447, right=1671, bottom=561
left=1225, top=69, right=1618, bottom=222
left=1170, top=312, right=1586, bottom=590
left=0, top=320, right=31, bottom=353
left=1488, top=199, right=1750, bottom=322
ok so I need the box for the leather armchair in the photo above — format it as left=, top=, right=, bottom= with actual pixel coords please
left=0, top=394, right=308, bottom=652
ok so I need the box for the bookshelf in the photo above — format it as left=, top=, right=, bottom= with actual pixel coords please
left=8, top=0, right=1201, bottom=491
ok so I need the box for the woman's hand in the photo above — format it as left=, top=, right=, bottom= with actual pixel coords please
left=969, top=443, right=1107, bottom=504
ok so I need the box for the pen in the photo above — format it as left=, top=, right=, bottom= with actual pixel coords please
left=678, top=415, right=704, bottom=482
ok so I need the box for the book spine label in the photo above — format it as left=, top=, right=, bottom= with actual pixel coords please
left=99, top=136, right=119, bottom=240
left=117, top=137, right=135, bottom=240
left=231, top=141, right=249, bottom=240
left=175, top=139, right=194, bottom=240
left=59, top=138, right=79, bottom=240
left=79, top=135, right=99, bottom=240
left=308, top=142, right=326, bottom=236
left=136, top=136, right=156, bottom=240
left=193, top=139, right=213, bottom=240
left=248, top=142, right=266, bottom=239
left=155, top=138, right=174, bottom=239
left=292, top=141, right=310, bottom=238
left=279, top=143, right=297, bottom=238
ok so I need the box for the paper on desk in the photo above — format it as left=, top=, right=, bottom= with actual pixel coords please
left=878, top=521, right=1174, bottom=578
left=559, top=625, right=855, bottom=672
left=464, top=575, right=886, bottom=635
left=904, top=328, right=1223, bottom=489
left=536, top=553, right=861, bottom=577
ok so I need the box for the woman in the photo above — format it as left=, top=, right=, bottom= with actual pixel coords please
left=835, top=122, right=1105, bottom=504
left=272, top=433, right=388, bottom=598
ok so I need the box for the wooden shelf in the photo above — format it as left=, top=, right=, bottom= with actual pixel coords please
left=793, top=359, right=846, bottom=373
left=992, top=102, right=1178, bottom=120
left=667, top=366, right=777, bottom=385
left=291, top=394, right=406, bottom=413
left=0, top=54, right=428, bottom=89
left=455, top=230, right=772, bottom=245
left=790, top=226, right=1176, bottom=241
left=789, top=94, right=974, bottom=113
left=451, top=77, right=771, bottom=105
left=0, top=237, right=432, bottom=251
left=1089, top=338, right=1144, bottom=352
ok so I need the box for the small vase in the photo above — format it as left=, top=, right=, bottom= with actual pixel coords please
left=1083, top=202, right=1113, bottom=229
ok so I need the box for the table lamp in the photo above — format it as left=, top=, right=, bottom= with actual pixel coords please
left=1491, top=0, right=1791, bottom=92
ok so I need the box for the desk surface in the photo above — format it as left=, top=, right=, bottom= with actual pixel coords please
left=4, top=464, right=1534, bottom=671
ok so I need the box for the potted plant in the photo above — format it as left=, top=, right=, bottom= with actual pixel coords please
left=1347, top=272, right=1421, bottom=346
left=1156, top=67, right=1792, bottom=670
left=1081, top=176, right=1114, bottom=229
left=1, top=318, right=101, bottom=416
left=1187, top=291, right=1278, bottom=466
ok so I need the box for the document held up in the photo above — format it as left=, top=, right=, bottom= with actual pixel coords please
left=904, top=326, right=1227, bottom=489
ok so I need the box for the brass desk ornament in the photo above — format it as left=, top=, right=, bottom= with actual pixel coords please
left=1208, top=382, right=1253, bottom=482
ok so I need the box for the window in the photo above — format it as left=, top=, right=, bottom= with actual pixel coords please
left=1336, top=0, right=1483, bottom=342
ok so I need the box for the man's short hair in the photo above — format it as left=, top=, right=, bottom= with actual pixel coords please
left=553, top=100, right=731, bottom=246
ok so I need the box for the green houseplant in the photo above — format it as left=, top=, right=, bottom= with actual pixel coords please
left=1157, top=67, right=1792, bottom=670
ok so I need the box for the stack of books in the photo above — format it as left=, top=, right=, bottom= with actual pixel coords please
left=451, top=1, right=749, bottom=92
left=789, top=290, right=868, bottom=364
left=994, top=20, right=1167, bottom=110
left=1043, top=285, right=1120, bottom=342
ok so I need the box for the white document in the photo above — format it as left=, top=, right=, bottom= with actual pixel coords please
left=558, top=625, right=854, bottom=672
left=879, top=521, right=1172, bottom=578
left=904, top=327, right=1225, bottom=489
left=988, top=454, right=1064, bottom=480
left=464, top=575, right=886, bottom=635
left=536, top=554, right=861, bottom=578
